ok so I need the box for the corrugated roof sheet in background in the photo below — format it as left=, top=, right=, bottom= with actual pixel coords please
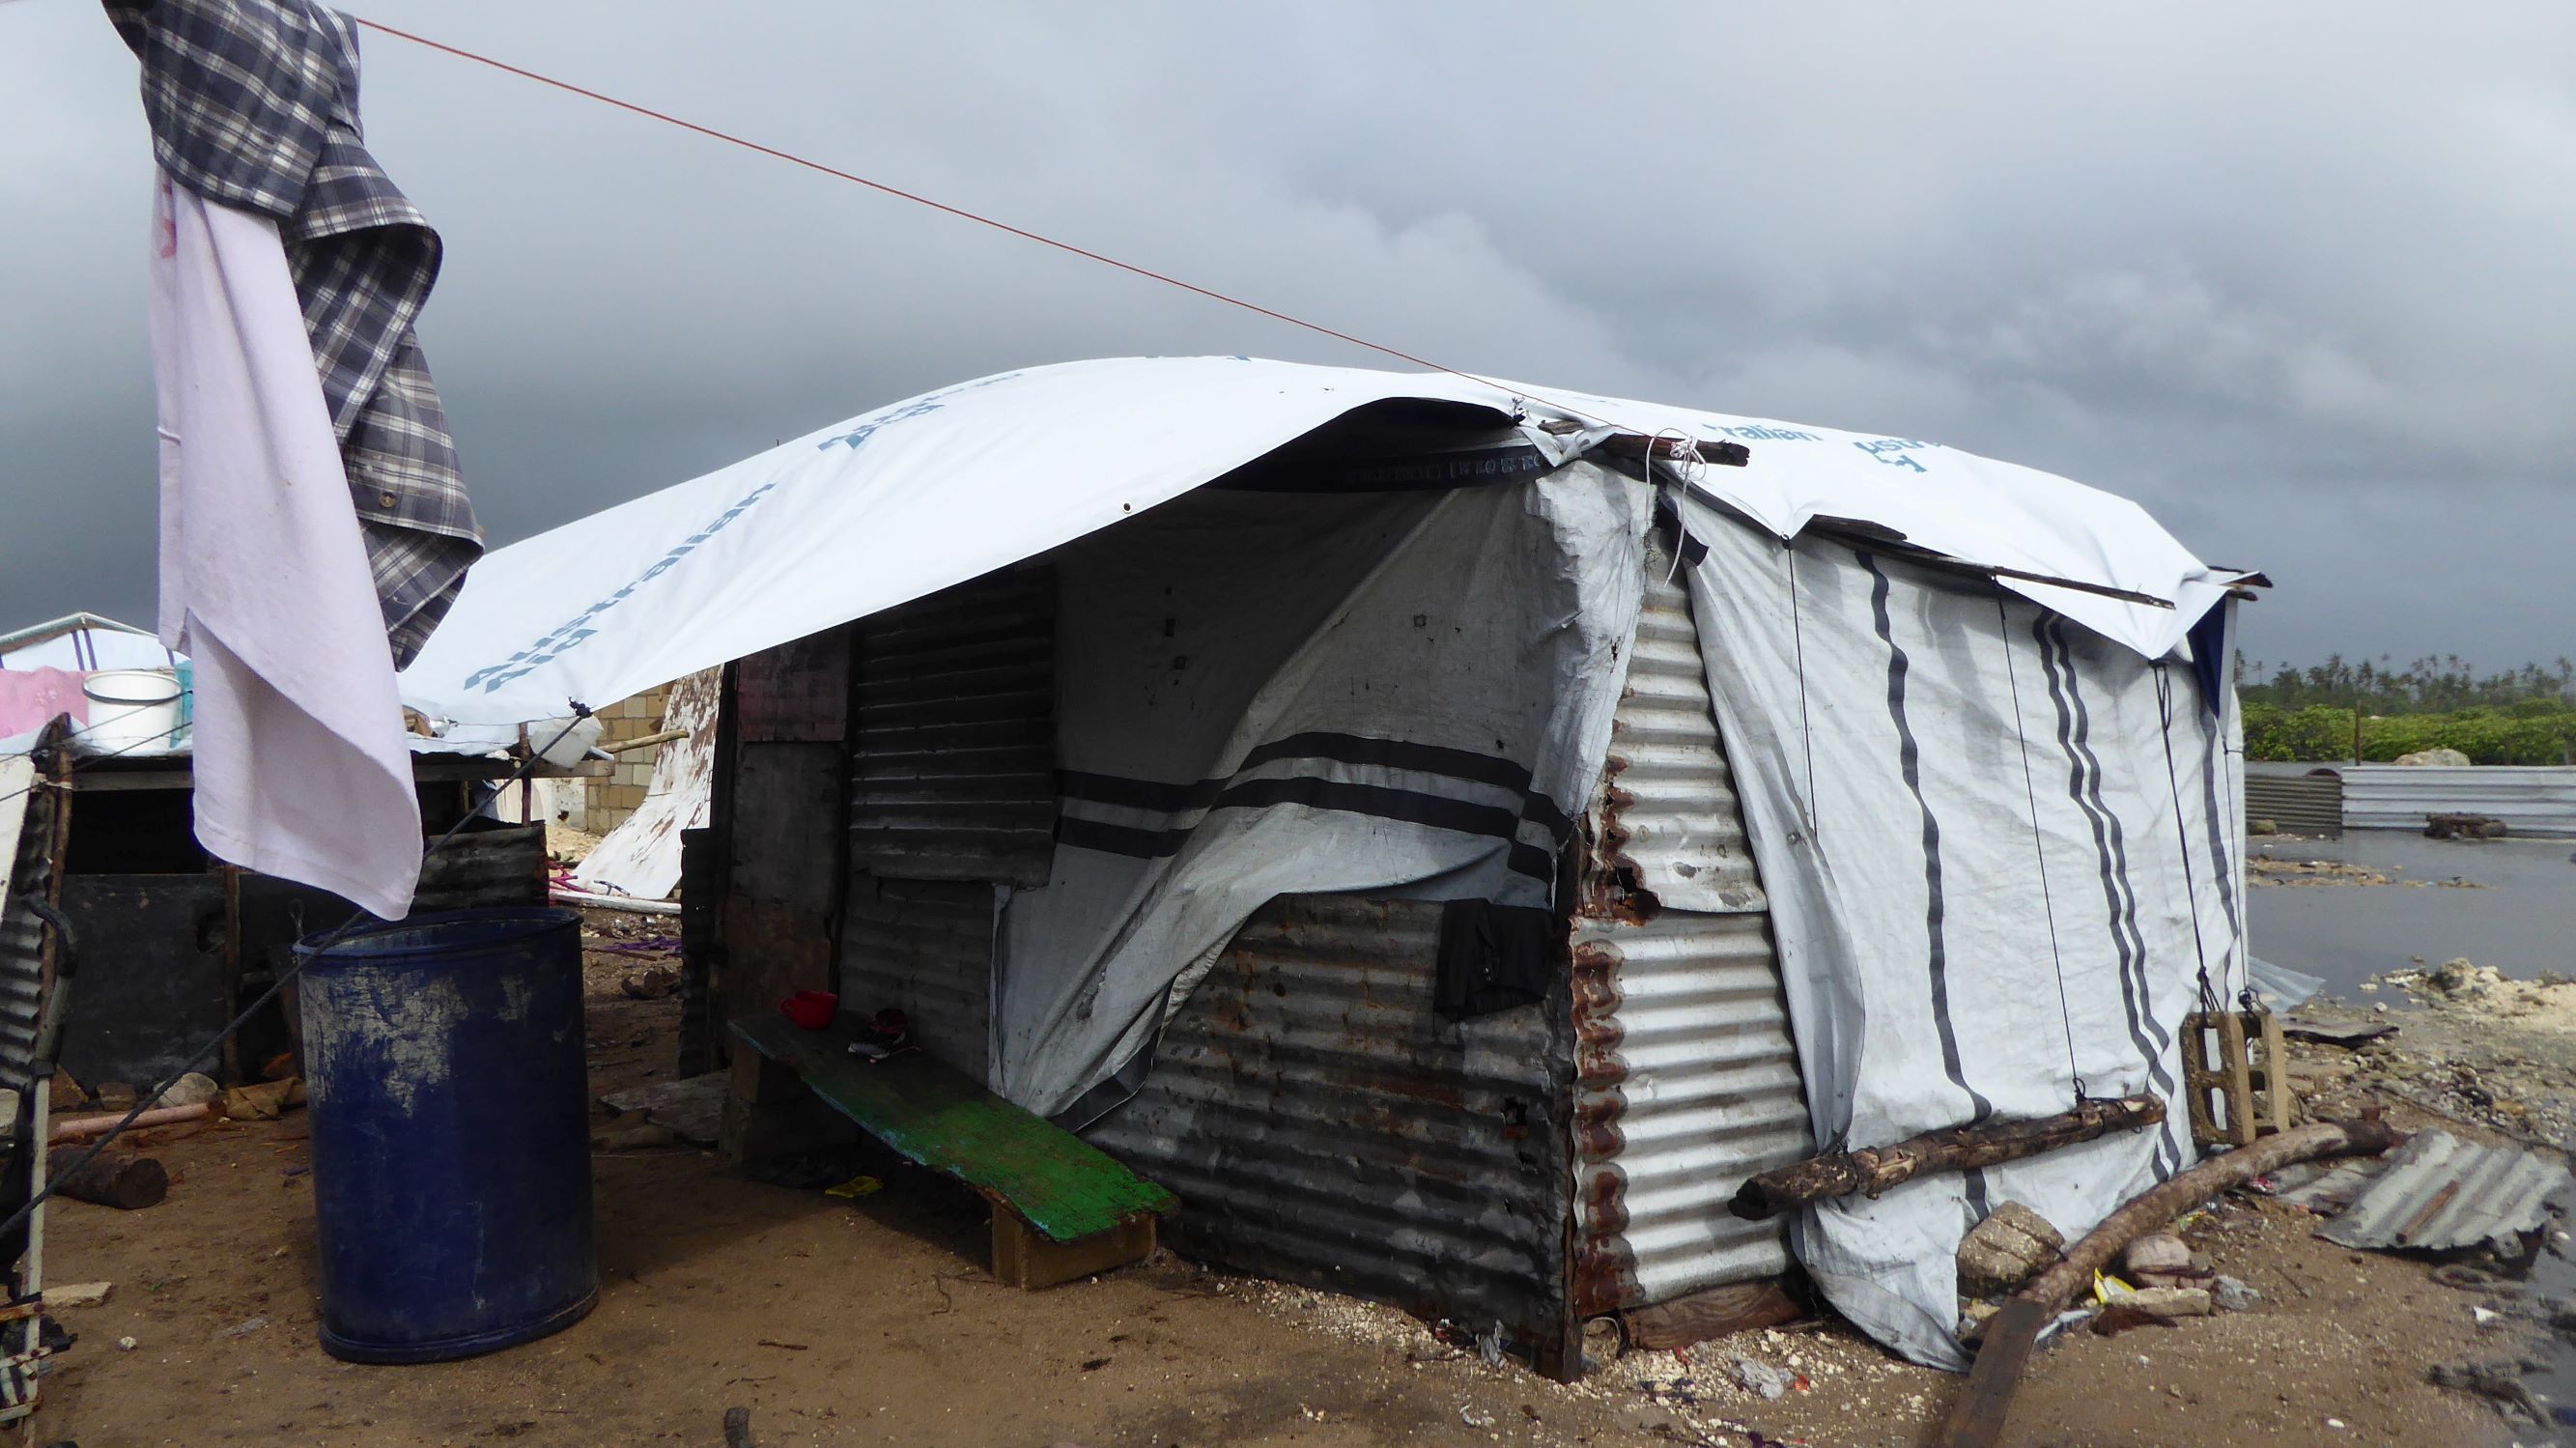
left=2337, top=766, right=2576, bottom=838
left=2244, top=772, right=2343, bottom=837
left=2320, top=1129, right=2571, bottom=1252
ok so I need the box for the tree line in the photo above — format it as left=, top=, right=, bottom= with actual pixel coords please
left=2234, top=655, right=2576, bottom=764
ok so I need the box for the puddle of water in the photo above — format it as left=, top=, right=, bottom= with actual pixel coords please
left=2248, top=832, right=2576, bottom=999
left=2250, top=832, right=2576, bottom=1428
left=2530, top=1215, right=2576, bottom=1440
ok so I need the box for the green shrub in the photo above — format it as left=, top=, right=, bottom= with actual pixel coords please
left=2243, top=702, right=2576, bottom=764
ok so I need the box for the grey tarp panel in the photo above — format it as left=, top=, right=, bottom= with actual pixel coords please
left=996, top=464, right=1652, bottom=1119
left=1678, top=497, right=2243, bottom=1368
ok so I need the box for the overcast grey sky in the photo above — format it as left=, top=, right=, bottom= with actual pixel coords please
left=6, top=3, right=2571, bottom=671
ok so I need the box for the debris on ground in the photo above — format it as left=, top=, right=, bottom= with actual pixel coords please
left=2118, top=1233, right=2206, bottom=1289
left=46, top=1281, right=112, bottom=1310
left=2427, top=1355, right=2549, bottom=1423
left=2315, top=1129, right=2569, bottom=1252
left=2424, top=811, right=2508, bottom=840
left=618, top=965, right=681, bottom=1000
left=2098, top=1284, right=2213, bottom=1320
left=1733, top=1354, right=1791, bottom=1400
left=588, top=1114, right=680, bottom=1152
left=221, top=1077, right=305, bottom=1121
left=1958, top=1200, right=2065, bottom=1295
left=158, top=1072, right=220, bottom=1109
left=2249, top=857, right=2399, bottom=887
left=597, top=1073, right=726, bottom=1146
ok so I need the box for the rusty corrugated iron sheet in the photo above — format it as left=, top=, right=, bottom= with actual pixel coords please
left=2320, top=1129, right=2571, bottom=1252
left=1591, top=567, right=1768, bottom=915
left=848, top=566, right=1056, bottom=888
left=839, top=873, right=995, bottom=1085
left=1085, top=894, right=1577, bottom=1374
left=1573, top=547, right=1811, bottom=1317
left=1572, top=912, right=1812, bottom=1313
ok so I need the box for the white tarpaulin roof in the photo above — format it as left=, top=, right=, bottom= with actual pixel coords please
left=399, top=357, right=2243, bottom=724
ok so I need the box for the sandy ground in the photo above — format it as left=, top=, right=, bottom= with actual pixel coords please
left=19, top=914, right=2550, bottom=1447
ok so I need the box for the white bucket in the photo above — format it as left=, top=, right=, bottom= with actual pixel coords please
left=81, top=668, right=184, bottom=752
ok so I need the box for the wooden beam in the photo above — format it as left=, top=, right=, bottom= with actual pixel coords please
left=989, top=1207, right=1156, bottom=1291
left=1732, top=1096, right=2165, bottom=1220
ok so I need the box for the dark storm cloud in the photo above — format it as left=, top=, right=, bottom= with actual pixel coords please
left=6, top=2, right=2570, bottom=667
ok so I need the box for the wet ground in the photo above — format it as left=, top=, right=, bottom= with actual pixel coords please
left=28, top=880, right=2576, bottom=1445
left=2249, top=830, right=2576, bottom=996
left=2267, top=847, right=2576, bottom=1445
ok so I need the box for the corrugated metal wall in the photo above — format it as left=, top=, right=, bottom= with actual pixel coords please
left=411, top=823, right=547, bottom=913
left=1086, top=894, right=1577, bottom=1373
left=2243, top=770, right=2343, bottom=837
left=1591, top=571, right=1769, bottom=914
left=2337, top=765, right=2576, bottom=838
left=848, top=567, right=1057, bottom=887
left=1572, top=560, right=1813, bottom=1317
left=839, top=874, right=996, bottom=1084
left=0, top=752, right=60, bottom=1092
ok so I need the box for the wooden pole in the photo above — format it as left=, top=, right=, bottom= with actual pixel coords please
left=47, top=1102, right=211, bottom=1144
left=1936, top=1115, right=2403, bottom=1448
left=1731, top=1095, right=2166, bottom=1221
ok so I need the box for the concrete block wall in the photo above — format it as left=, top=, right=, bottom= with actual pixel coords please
left=584, top=685, right=672, bottom=833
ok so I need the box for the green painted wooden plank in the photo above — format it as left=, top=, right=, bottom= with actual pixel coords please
left=731, top=1014, right=1175, bottom=1242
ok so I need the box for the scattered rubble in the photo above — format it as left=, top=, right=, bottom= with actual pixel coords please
left=2424, top=812, right=2508, bottom=840
left=47, top=1281, right=112, bottom=1310
left=158, top=1072, right=220, bottom=1109
left=1732, top=1355, right=1791, bottom=1400
left=2427, top=1355, right=2549, bottom=1423
left=1958, top=1200, right=2065, bottom=1295
left=2249, top=857, right=2398, bottom=887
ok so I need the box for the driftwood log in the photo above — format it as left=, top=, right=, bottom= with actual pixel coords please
left=45, top=1150, right=168, bottom=1210
left=1731, top=1095, right=2166, bottom=1220
left=1936, top=1114, right=2405, bottom=1448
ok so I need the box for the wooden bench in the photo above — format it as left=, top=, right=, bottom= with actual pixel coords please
left=725, top=1014, right=1175, bottom=1288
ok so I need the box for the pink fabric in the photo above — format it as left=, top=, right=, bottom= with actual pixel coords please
left=147, top=171, right=421, bottom=919
left=0, top=668, right=90, bottom=739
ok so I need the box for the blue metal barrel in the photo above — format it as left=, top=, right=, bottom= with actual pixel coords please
left=295, top=907, right=597, bottom=1363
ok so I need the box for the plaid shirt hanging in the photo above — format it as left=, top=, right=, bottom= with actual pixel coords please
left=106, top=0, right=481, bottom=667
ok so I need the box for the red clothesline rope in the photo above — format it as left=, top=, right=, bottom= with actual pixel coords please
left=350, top=16, right=1628, bottom=430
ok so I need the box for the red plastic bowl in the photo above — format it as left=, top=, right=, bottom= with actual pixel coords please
left=779, top=990, right=839, bottom=1031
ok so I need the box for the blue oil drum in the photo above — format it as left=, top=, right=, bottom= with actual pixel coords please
left=295, top=907, right=597, bottom=1363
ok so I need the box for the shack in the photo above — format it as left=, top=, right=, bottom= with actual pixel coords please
left=399, top=357, right=2259, bottom=1374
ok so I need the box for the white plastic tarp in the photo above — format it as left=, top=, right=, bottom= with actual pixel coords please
left=997, top=465, right=1650, bottom=1118
left=398, top=357, right=2241, bottom=725
left=570, top=668, right=720, bottom=900
left=1678, top=497, right=2246, bottom=1368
